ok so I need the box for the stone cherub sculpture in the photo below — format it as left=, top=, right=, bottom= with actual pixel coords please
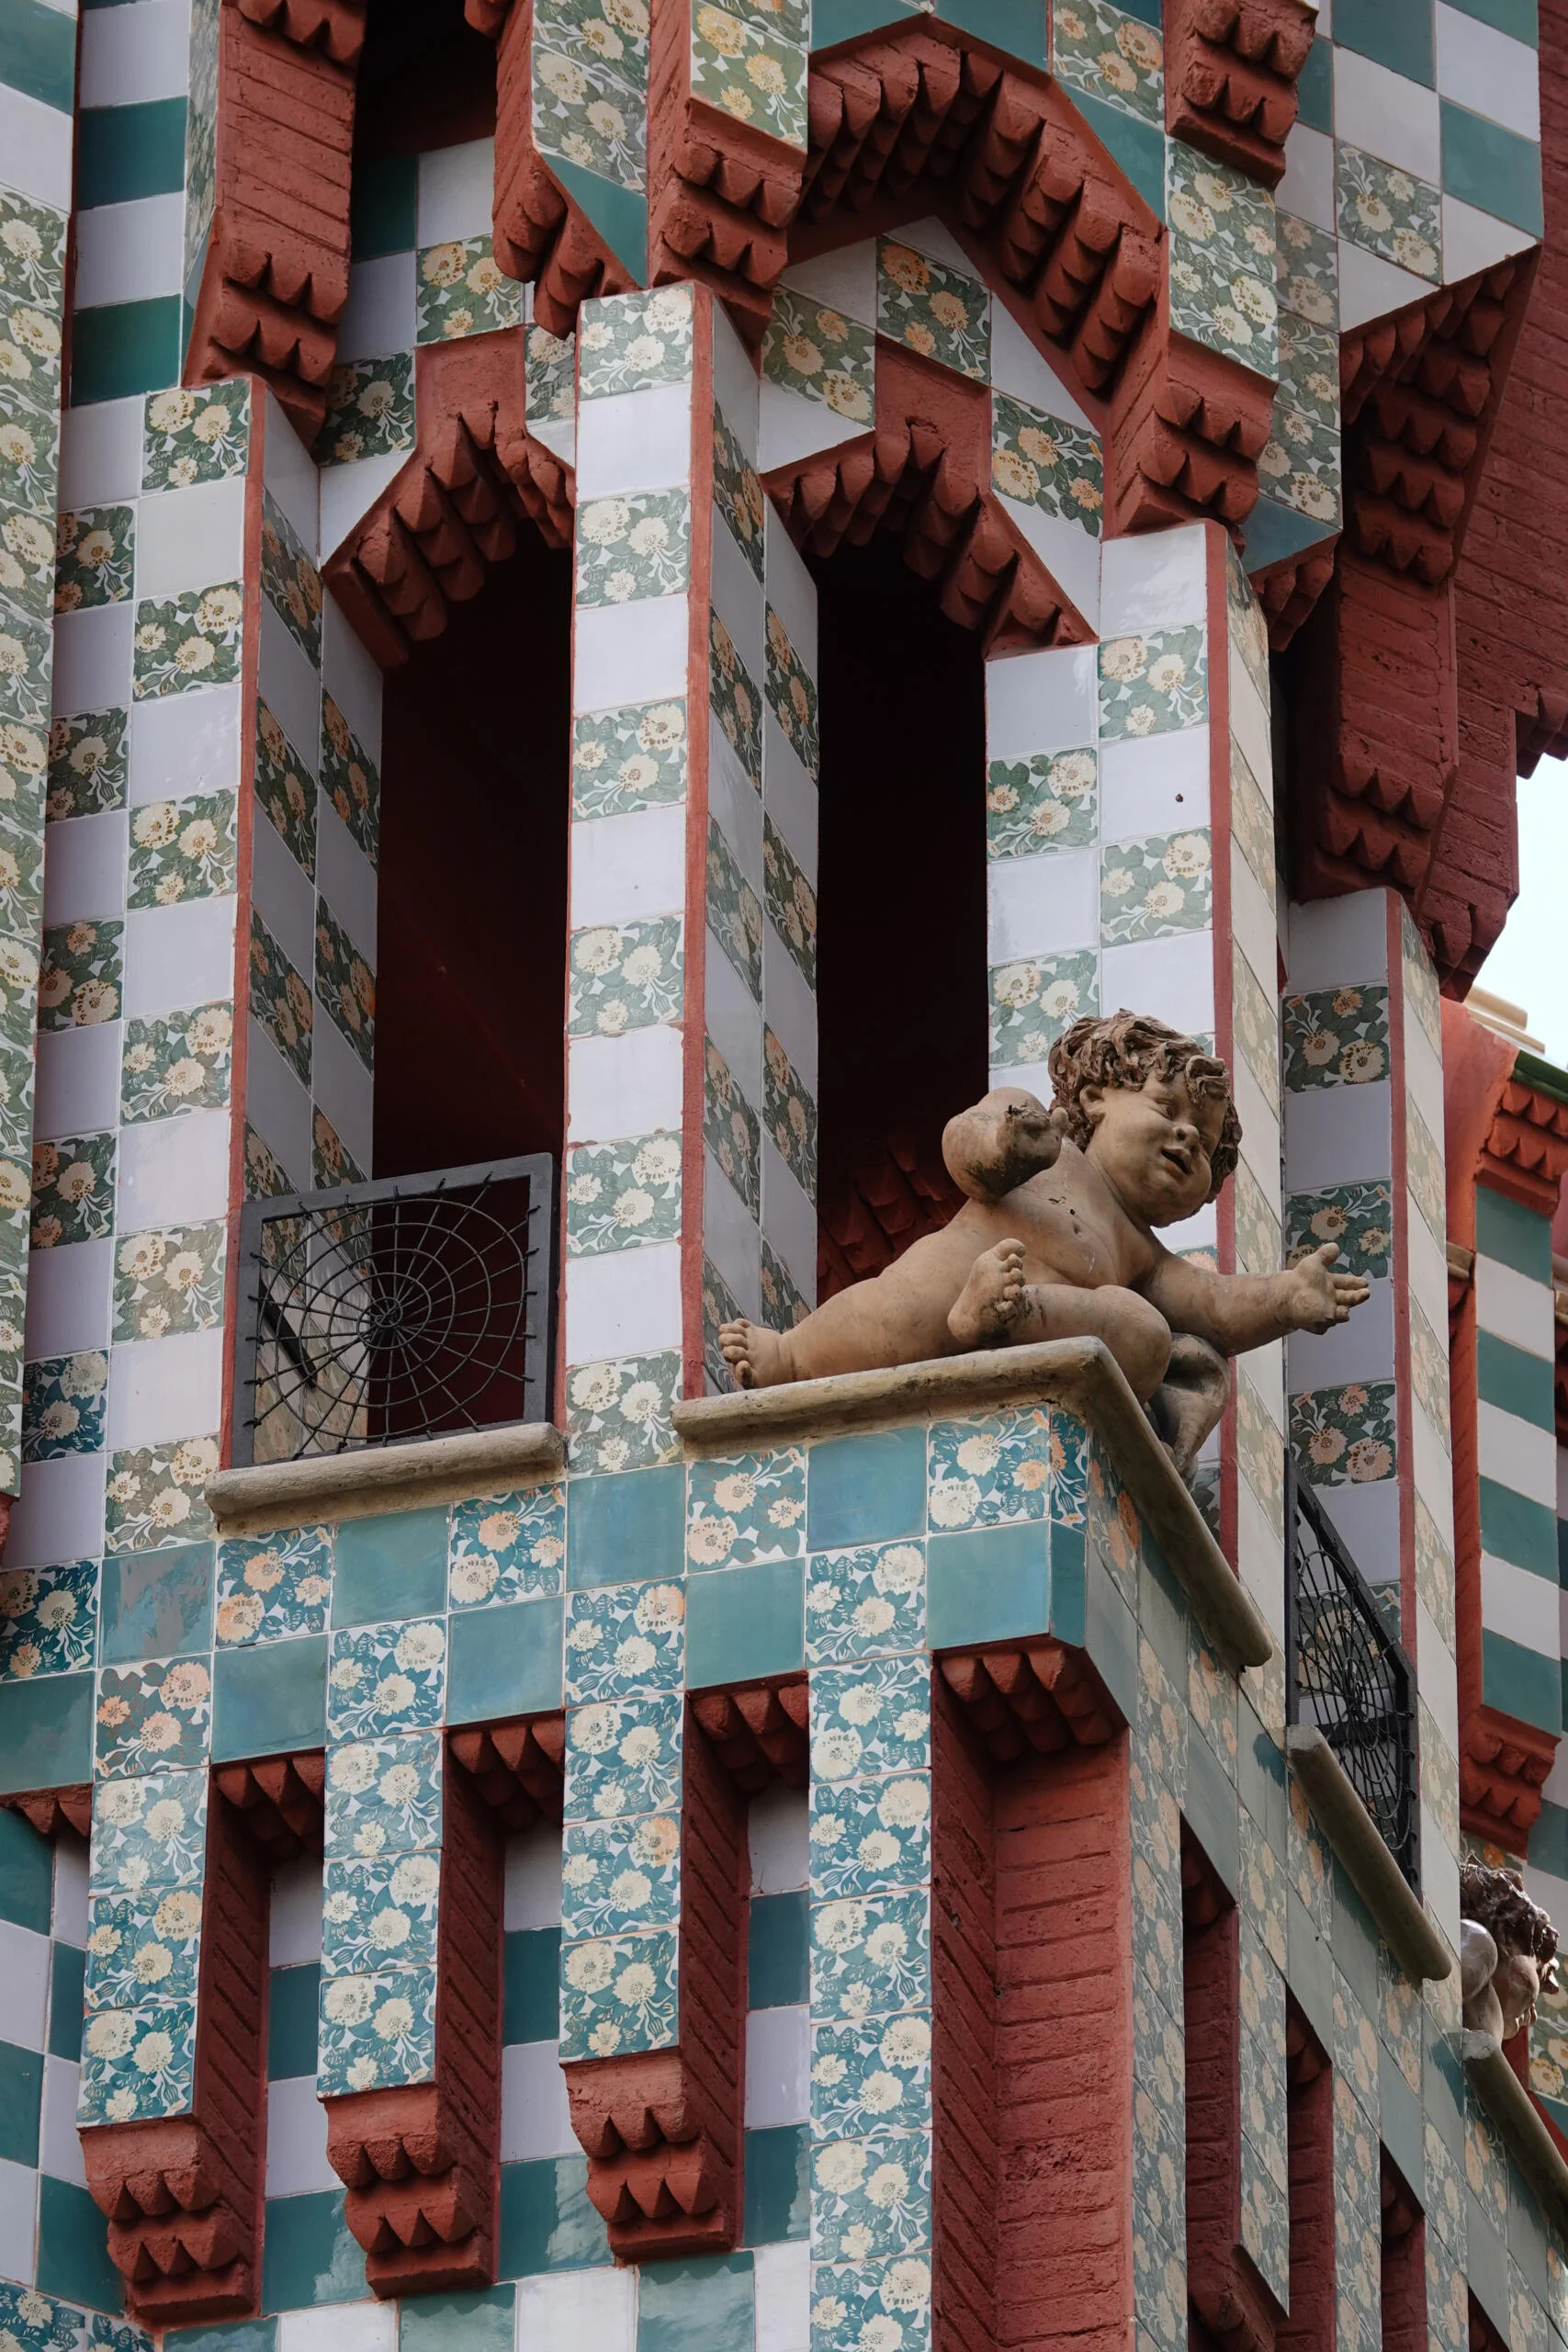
left=1460, top=1856, right=1561, bottom=2044
left=721, top=1011, right=1369, bottom=1476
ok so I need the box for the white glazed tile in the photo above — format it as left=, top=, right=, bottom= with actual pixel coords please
left=564, top=1241, right=682, bottom=1363
left=575, top=382, right=692, bottom=498
left=118, top=1105, right=231, bottom=1230
left=711, top=512, right=764, bottom=672
left=516, top=2269, right=636, bottom=2352
left=51, top=602, right=135, bottom=716
left=1474, top=1254, right=1555, bottom=1357
left=43, top=808, right=129, bottom=923
left=260, top=606, right=321, bottom=788
left=0, top=1920, right=49, bottom=2052
left=712, top=307, right=760, bottom=458
left=265, top=2073, right=338, bottom=2196
left=73, top=193, right=184, bottom=307
left=251, top=808, right=316, bottom=976
left=1285, top=1275, right=1394, bottom=1389
left=1314, top=1476, right=1399, bottom=1583
left=1229, top=645, right=1270, bottom=796
left=762, top=726, right=817, bottom=886
left=123, top=893, right=237, bottom=1019
left=998, top=496, right=1100, bottom=632
left=1439, top=193, right=1538, bottom=279
left=311, top=1013, right=374, bottom=1174
left=1337, top=240, right=1436, bottom=332
left=1286, top=889, right=1389, bottom=990
left=753, top=2242, right=810, bottom=2352
left=744, top=2002, right=809, bottom=2127
left=1100, top=932, right=1215, bottom=1038
left=986, top=642, right=1097, bottom=757
left=504, top=1826, right=564, bottom=1930
left=574, top=596, right=690, bottom=714
left=763, top=518, right=817, bottom=676
left=315, top=798, right=378, bottom=962
left=270, top=1856, right=324, bottom=1963
left=749, top=1782, right=808, bottom=1893
left=1478, top=1400, right=1558, bottom=1509
left=1481, top=1550, right=1559, bottom=1651
left=1435, top=5, right=1540, bottom=138
left=761, top=924, right=816, bottom=1098
left=416, top=137, right=496, bottom=243
left=128, top=684, right=243, bottom=802
left=59, top=396, right=142, bottom=508
left=0, top=84, right=74, bottom=212
left=1231, top=868, right=1276, bottom=1012
left=135, top=477, right=246, bottom=600
left=570, top=801, right=687, bottom=928
left=567, top=1028, right=684, bottom=1145
left=81, top=0, right=190, bottom=106
left=1100, top=525, right=1208, bottom=636
left=705, top=938, right=763, bottom=1106
left=246, top=1018, right=312, bottom=1193
left=319, top=449, right=407, bottom=568
left=280, top=2304, right=397, bottom=2352
left=53, top=1839, right=88, bottom=1944
left=779, top=241, right=876, bottom=326
left=321, top=594, right=383, bottom=766
left=501, top=2040, right=577, bottom=2161
left=1283, top=1079, right=1393, bottom=1188
left=704, top=1148, right=762, bottom=1322
left=1332, top=48, right=1441, bottom=178
left=335, top=253, right=417, bottom=366
left=761, top=1136, right=816, bottom=1298
left=1277, top=122, right=1336, bottom=232
left=107, top=1328, right=226, bottom=1451
left=758, top=379, right=871, bottom=478
left=1100, top=727, right=1211, bottom=841
left=6, top=1452, right=108, bottom=1569
left=989, top=299, right=1094, bottom=424
left=1404, top=1016, right=1444, bottom=1144
left=987, top=844, right=1098, bottom=959
left=39, top=2055, right=85, bottom=2186
left=34, top=1023, right=123, bottom=1141
left=710, top=726, right=762, bottom=882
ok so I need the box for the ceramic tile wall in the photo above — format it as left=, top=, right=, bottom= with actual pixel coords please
left=64, top=0, right=186, bottom=409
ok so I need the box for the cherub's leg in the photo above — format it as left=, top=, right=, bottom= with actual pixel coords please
left=721, top=1250, right=946, bottom=1389
left=947, top=1243, right=1173, bottom=1402
left=1146, top=1334, right=1231, bottom=1481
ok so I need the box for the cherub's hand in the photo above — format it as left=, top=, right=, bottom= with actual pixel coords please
left=1286, top=1243, right=1370, bottom=1334
left=1002, top=1095, right=1063, bottom=1173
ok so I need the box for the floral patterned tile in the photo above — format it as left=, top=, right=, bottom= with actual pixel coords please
left=759, top=821, right=817, bottom=1000
left=48, top=707, right=127, bottom=820
left=327, top=1618, right=447, bottom=1738
left=1168, top=142, right=1278, bottom=377
left=0, top=387, right=58, bottom=519
left=988, top=946, right=1098, bottom=1072
left=713, top=405, right=764, bottom=582
left=0, top=1557, right=97, bottom=1678
left=416, top=236, right=522, bottom=344
left=1280, top=985, right=1389, bottom=1091
left=313, top=702, right=375, bottom=875
left=0, top=187, right=66, bottom=315
left=560, top=1812, right=681, bottom=1939
left=1260, top=311, right=1340, bottom=531
left=1098, top=627, right=1208, bottom=740
left=1284, top=1183, right=1391, bottom=1280
left=570, top=913, right=682, bottom=1038
left=96, top=1657, right=212, bottom=1776
left=317, top=1962, right=436, bottom=2093
left=990, top=393, right=1103, bottom=538
left=1051, top=0, right=1163, bottom=122
left=764, top=604, right=818, bottom=779
left=128, top=788, right=236, bottom=909
left=565, top=1578, right=685, bottom=1703
left=760, top=1236, right=808, bottom=1333
left=706, top=819, right=762, bottom=1000
left=313, top=1106, right=364, bottom=1190
left=565, top=1131, right=682, bottom=1256
left=1232, top=945, right=1280, bottom=1114
left=810, top=2131, right=932, bottom=2266
left=0, top=605, right=51, bottom=733
left=249, top=910, right=313, bottom=1089
left=809, top=1769, right=930, bottom=1900
left=808, top=2256, right=932, bottom=2352
left=261, top=492, right=322, bottom=665
left=324, top=1729, right=442, bottom=1861
left=576, top=488, right=690, bottom=608
left=927, top=1408, right=1052, bottom=1531
left=215, top=1525, right=332, bottom=1645
left=105, top=1435, right=219, bottom=1553
left=22, top=1349, right=107, bottom=1461
left=1414, top=1495, right=1455, bottom=1655
left=711, top=613, right=762, bottom=792
left=143, top=380, right=250, bottom=489
left=525, top=311, right=576, bottom=435
left=1234, top=1159, right=1280, bottom=1279
left=806, top=1540, right=925, bottom=1667
left=314, top=355, right=415, bottom=469
left=1337, top=146, right=1439, bottom=283
left=121, top=1001, right=232, bottom=1123
left=810, top=2010, right=931, bottom=2141
left=691, top=6, right=807, bottom=146
left=85, top=1886, right=201, bottom=2012
left=30, top=1132, right=114, bottom=1255
left=558, top=1926, right=678, bottom=2059
left=1276, top=209, right=1337, bottom=331
left=763, top=1022, right=817, bottom=1197
left=572, top=696, right=688, bottom=820
left=565, top=1350, right=681, bottom=1474
left=39, top=918, right=120, bottom=1033
left=704, top=1034, right=760, bottom=1215
left=1100, top=828, right=1213, bottom=946
left=54, top=505, right=133, bottom=614
left=532, top=16, right=647, bottom=193
left=687, top=1446, right=806, bottom=1568
left=1290, top=1379, right=1396, bottom=1487
left=1406, top=1099, right=1444, bottom=1247
left=1088, top=1442, right=1141, bottom=1595
left=0, top=496, right=56, bottom=616
left=877, top=237, right=988, bottom=380
left=1400, top=903, right=1440, bottom=1057
left=811, top=1885, right=930, bottom=2025
left=987, top=746, right=1096, bottom=860
left=1410, top=1296, right=1449, bottom=1446
left=702, top=1254, right=742, bottom=1396
left=578, top=285, right=692, bottom=399
left=79, top=1996, right=197, bottom=2120
left=448, top=1485, right=566, bottom=1607
left=565, top=1691, right=682, bottom=1824
left=811, top=1656, right=931, bottom=1787
left=255, top=700, right=317, bottom=878
left=91, top=1764, right=209, bottom=1894
left=132, top=580, right=243, bottom=698
left=1225, top=540, right=1269, bottom=710
left=761, top=285, right=874, bottom=430
left=1229, top=735, right=1274, bottom=898
left=315, top=899, right=375, bottom=1072
left=321, top=1851, right=440, bottom=1975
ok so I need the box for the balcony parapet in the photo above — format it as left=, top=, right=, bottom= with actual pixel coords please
left=206, top=1420, right=565, bottom=1535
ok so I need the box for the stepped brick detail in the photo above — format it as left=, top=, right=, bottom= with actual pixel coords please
left=3, top=1783, right=91, bottom=1838
left=690, top=1679, right=807, bottom=1793
left=1184, top=1845, right=1279, bottom=2352
left=1279, top=2011, right=1334, bottom=2352
left=564, top=1702, right=748, bottom=2258
left=1381, top=2154, right=1426, bottom=2352
left=938, top=1641, right=1119, bottom=1762
left=211, top=1753, right=323, bottom=1864
left=1110, top=329, right=1277, bottom=536
left=1163, top=0, right=1317, bottom=184
left=323, top=1742, right=504, bottom=2294
left=448, top=1715, right=565, bottom=1830
left=485, top=0, right=634, bottom=341
left=81, top=1783, right=269, bottom=2325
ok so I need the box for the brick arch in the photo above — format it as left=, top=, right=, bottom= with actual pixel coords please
left=321, top=329, right=572, bottom=668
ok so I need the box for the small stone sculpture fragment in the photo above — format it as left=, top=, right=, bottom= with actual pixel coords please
left=721, top=1012, right=1369, bottom=1474
left=1460, top=1856, right=1560, bottom=2043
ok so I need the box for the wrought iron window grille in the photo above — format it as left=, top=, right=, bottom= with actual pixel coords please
left=1284, top=1459, right=1420, bottom=1892
left=232, top=1155, right=558, bottom=1467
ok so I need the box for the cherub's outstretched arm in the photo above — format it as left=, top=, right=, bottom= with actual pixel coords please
left=942, top=1087, right=1064, bottom=1203
left=1139, top=1240, right=1368, bottom=1357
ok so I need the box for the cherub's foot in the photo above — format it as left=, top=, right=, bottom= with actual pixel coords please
left=948, top=1239, right=1027, bottom=1352
left=719, top=1318, right=790, bottom=1390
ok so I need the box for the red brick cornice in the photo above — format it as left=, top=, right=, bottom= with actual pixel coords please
left=1163, top=0, right=1317, bottom=185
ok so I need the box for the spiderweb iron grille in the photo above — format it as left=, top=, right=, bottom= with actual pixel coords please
left=1285, top=1462, right=1418, bottom=1890
left=233, top=1156, right=557, bottom=1466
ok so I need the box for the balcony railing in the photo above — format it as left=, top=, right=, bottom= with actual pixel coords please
left=1284, top=1460, right=1419, bottom=1891
left=231, top=1155, right=557, bottom=1467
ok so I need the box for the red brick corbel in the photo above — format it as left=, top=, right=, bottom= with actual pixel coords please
left=81, top=1780, right=270, bottom=2325
left=185, top=0, right=366, bottom=438
left=563, top=1696, right=750, bottom=2260
left=1163, top=0, right=1316, bottom=186
left=323, top=1736, right=505, bottom=2295
left=2, top=1782, right=92, bottom=1838
left=1109, top=312, right=1277, bottom=535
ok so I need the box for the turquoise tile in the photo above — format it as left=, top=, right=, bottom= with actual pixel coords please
left=1534, top=1796, right=1568, bottom=1878
left=749, top=1889, right=808, bottom=2009
left=1483, top=1627, right=1561, bottom=1733
left=1084, top=1550, right=1137, bottom=1724
left=1476, top=1329, right=1555, bottom=1429
left=686, top=1560, right=804, bottom=1689
left=927, top=1522, right=1049, bottom=1650
left=1475, top=1182, right=1553, bottom=1279
left=1478, top=1476, right=1557, bottom=1577
left=261, top=2188, right=367, bottom=2310
left=1050, top=1521, right=1085, bottom=1647
left=0, top=0, right=77, bottom=110
left=807, top=1427, right=925, bottom=1552
left=447, top=1596, right=563, bottom=1724
left=810, top=0, right=913, bottom=35
left=350, top=154, right=417, bottom=258
left=71, top=298, right=182, bottom=404
left=497, top=2155, right=610, bottom=2275
left=1185, top=1728, right=1238, bottom=1894
left=0, top=1804, right=52, bottom=1931
left=400, top=2287, right=514, bottom=2352
left=169, top=2324, right=276, bottom=2352
left=1444, top=0, right=1535, bottom=38
left=77, top=98, right=188, bottom=205
left=933, top=0, right=1043, bottom=62
left=503, top=1927, right=560, bottom=2043
left=1441, top=96, right=1543, bottom=233
left=0, top=2039, right=41, bottom=2165
left=211, top=1634, right=327, bottom=1762
left=1334, top=0, right=1434, bottom=81
left=1467, top=2205, right=1510, bottom=2337
left=1285, top=1890, right=1335, bottom=2051
left=267, top=1962, right=321, bottom=2081
left=100, top=1542, right=214, bottom=1664
left=1068, top=88, right=1165, bottom=218
left=333, top=1507, right=448, bottom=1627
left=546, top=155, right=647, bottom=286
left=742, top=2123, right=809, bottom=2245
left=1378, top=2044, right=1423, bottom=2196
left=1296, top=35, right=1334, bottom=132
left=48, top=1939, right=85, bottom=2061
left=567, top=1465, right=685, bottom=1589
left=637, top=2254, right=755, bottom=2352
left=0, top=1671, right=93, bottom=1796
left=1238, top=1701, right=1289, bottom=1851
left=37, top=2175, right=123, bottom=2312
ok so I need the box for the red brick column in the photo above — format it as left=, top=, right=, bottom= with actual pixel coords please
left=1184, top=1892, right=1278, bottom=2352
left=1278, top=2014, right=1335, bottom=2352
left=931, top=1676, right=998, bottom=2352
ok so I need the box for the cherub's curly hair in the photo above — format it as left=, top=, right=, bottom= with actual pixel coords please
left=1461, top=1857, right=1561, bottom=1984
left=1047, top=1010, right=1243, bottom=1203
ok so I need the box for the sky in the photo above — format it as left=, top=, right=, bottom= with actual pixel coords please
left=1472, top=756, right=1568, bottom=1070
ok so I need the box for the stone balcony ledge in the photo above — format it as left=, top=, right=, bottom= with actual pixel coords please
left=206, top=1419, right=566, bottom=1535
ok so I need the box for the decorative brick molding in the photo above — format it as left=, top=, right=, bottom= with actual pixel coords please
left=1163, top=0, right=1316, bottom=184
left=81, top=1781, right=269, bottom=2325
left=1109, top=325, right=1277, bottom=536
left=448, top=1714, right=565, bottom=1830
left=1279, top=2008, right=1334, bottom=2352
left=819, top=1137, right=962, bottom=1300
left=185, top=0, right=366, bottom=437
left=937, top=1638, right=1118, bottom=1762
left=1381, top=2154, right=1427, bottom=2352
left=931, top=1671, right=998, bottom=2352
left=211, top=1752, right=323, bottom=1865
left=322, top=330, right=572, bottom=666
left=1254, top=541, right=1338, bottom=651
left=690, top=1679, right=807, bottom=1793
left=323, top=1742, right=504, bottom=2294
left=1184, top=1847, right=1279, bottom=2352
left=1461, top=1706, right=1558, bottom=1848
left=485, top=0, right=633, bottom=341
left=3, top=1782, right=91, bottom=1838
left=563, top=1702, right=748, bottom=2259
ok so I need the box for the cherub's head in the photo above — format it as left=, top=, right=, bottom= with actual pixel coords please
left=1047, top=1010, right=1242, bottom=1225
